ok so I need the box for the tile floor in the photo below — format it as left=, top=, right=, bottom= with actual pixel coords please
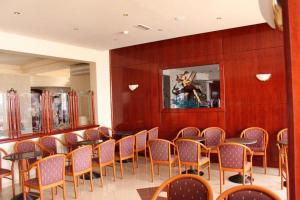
left=0, top=160, right=287, bottom=200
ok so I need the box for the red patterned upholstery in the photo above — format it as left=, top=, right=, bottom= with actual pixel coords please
left=94, top=139, right=115, bottom=163
left=227, top=190, right=273, bottom=200
left=148, top=127, right=159, bottom=141
left=136, top=130, right=147, bottom=150
left=15, top=141, right=36, bottom=153
left=40, top=137, right=57, bottom=153
left=73, top=146, right=93, bottom=173
left=39, top=156, right=65, bottom=186
left=99, top=126, right=112, bottom=137
left=85, top=129, right=100, bottom=140
left=176, top=140, right=198, bottom=163
left=281, top=129, right=288, bottom=143
left=219, top=144, right=244, bottom=169
left=65, top=132, right=79, bottom=145
left=24, top=178, right=39, bottom=187
left=168, top=177, right=210, bottom=200
left=119, top=136, right=135, bottom=158
left=149, top=140, right=170, bottom=161
left=242, top=128, right=265, bottom=152
left=202, top=127, right=223, bottom=148
left=181, top=127, right=200, bottom=138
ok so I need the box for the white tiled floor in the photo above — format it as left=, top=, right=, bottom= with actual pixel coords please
left=0, top=160, right=287, bottom=200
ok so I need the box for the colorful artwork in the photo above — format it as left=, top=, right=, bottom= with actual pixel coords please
left=163, top=64, right=221, bottom=109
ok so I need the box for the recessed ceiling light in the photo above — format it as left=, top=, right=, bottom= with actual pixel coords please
left=216, top=17, right=222, bottom=20
left=122, top=30, right=129, bottom=34
left=14, top=11, right=21, bottom=15
left=174, top=16, right=186, bottom=21
left=157, top=29, right=163, bottom=31
left=123, top=13, right=129, bottom=17
left=113, top=38, right=118, bottom=41
left=73, top=27, right=79, bottom=31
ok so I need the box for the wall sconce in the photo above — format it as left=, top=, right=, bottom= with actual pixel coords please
left=256, top=73, right=272, bottom=82
left=128, top=84, right=139, bottom=91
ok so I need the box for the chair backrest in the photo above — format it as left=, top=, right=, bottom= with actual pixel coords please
left=135, top=130, right=147, bottom=150
left=151, top=174, right=213, bottom=200
left=178, top=127, right=200, bottom=138
left=277, top=128, right=288, bottom=143
left=175, top=139, right=200, bottom=163
left=70, top=145, right=93, bottom=174
left=64, top=132, right=80, bottom=145
left=119, top=136, right=135, bottom=158
left=97, top=139, right=115, bottom=164
left=98, top=126, right=113, bottom=137
left=201, top=127, right=225, bottom=147
left=216, top=185, right=281, bottom=200
left=148, top=127, right=159, bottom=141
left=85, top=129, right=100, bottom=140
left=241, top=127, right=268, bottom=151
left=40, top=136, right=57, bottom=153
left=218, top=143, right=248, bottom=169
left=148, top=139, right=172, bottom=162
left=38, top=154, right=65, bottom=187
left=14, top=140, right=37, bottom=153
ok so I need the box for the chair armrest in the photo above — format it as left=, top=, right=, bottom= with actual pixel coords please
left=36, top=143, right=54, bottom=155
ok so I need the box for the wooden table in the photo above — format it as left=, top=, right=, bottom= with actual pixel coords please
left=113, top=131, right=134, bottom=140
left=3, top=151, right=42, bottom=200
left=225, top=137, right=257, bottom=184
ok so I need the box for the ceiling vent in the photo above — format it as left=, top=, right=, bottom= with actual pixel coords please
left=135, top=24, right=152, bottom=31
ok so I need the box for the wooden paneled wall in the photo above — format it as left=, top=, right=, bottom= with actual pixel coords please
left=110, top=23, right=287, bottom=167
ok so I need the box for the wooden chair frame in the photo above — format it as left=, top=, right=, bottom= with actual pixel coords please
left=63, top=132, right=84, bottom=151
left=148, top=139, right=178, bottom=182
left=240, top=127, right=269, bottom=174
left=115, top=136, right=135, bottom=179
left=66, top=145, right=94, bottom=199
left=277, top=128, right=288, bottom=176
left=201, top=127, right=226, bottom=154
left=23, top=154, right=66, bottom=200
left=217, top=143, right=254, bottom=193
left=93, top=139, right=116, bottom=187
left=176, top=139, right=211, bottom=180
left=151, top=174, right=213, bottom=200
left=0, top=148, right=15, bottom=197
left=84, top=129, right=101, bottom=140
left=173, top=127, right=201, bottom=142
left=216, top=185, right=281, bottom=200
left=98, top=126, right=114, bottom=139
left=135, top=130, right=148, bottom=168
left=39, top=136, right=68, bottom=155
left=148, top=127, right=159, bottom=141
left=280, top=146, right=289, bottom=200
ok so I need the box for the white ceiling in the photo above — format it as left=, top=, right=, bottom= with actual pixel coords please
left=0, top=0, right=266, bottom=50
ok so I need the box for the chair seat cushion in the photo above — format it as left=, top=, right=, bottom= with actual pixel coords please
left=25, top=178, right=39, bottom=187
left=0, top=168, right=11, bottom=176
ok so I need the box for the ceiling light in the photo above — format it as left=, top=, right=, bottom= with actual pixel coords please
left=136, top=24, right=151, bottom=30
left=122, top=30, right=129, bottom=34
left=174, top=16, right=186, bottom=21
left=113, top=38, right=118, bottom=41
left=123, top=13, right=129, bottom=17
left=73, top=27, right=79, bottom=31
left=216, top=17, right=222, bottom=20
left=14, top=11, right=21, bottom=15
left=157, top=29, right=163, bottom=31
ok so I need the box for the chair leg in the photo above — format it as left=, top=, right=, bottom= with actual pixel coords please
left=208, top=162, right=211, bottom=180
left=136, top=151, right=139, bottom=168
left=11, top=171, right=15, bottom=197
left=157, top=164, right=160, bottom=175
left=144, top=149, right=147, bottom=164
left=40, top=191, right=43, bottom=200
left=104, top=167, right=107, bottom=176
left=223, top=171, right=225, bottom=185
left=264, top=154, right=267, bottom=174
left=113, top=162, right=116, bottom=181
left=250, top=168, right=253, bottom=185
left=62, top=183, right=67, bottom=200
left=150, top=162, right=154, bottom=182
left=82, top=174, right=85, bottom=185
left=278, top=152, right=282, bottom=176
left=179, top=162, right=182, bottom=175
left=132, top=157, right=135, bottom=174
left=120, top=160, right=124, bottom=179
left=23, top=186, right=27, bottom=200
left=242, top=171, right=245, bottom=185
left=281, top=171, right=284, bottom=190
left=73, top=175, right=78, bottom=198
left=51, top=188, right=55, bottom=200
left=168, top=163, right=172, bottom=178
left=100, top=166, right=104, bottom=187
left=90, top=171, right=94, bottom=192
left=219, top=170, right=223, bottom=193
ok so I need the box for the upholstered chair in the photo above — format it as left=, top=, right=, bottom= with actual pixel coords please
left=98, top=126, right=114, bottom=139
left=280, top=146, right=289, bottom=200
left=151, top=174, right=213, bottom=200
left=175, top=139, right=211, bottom=179
left=216, top=185, right=281, bottom=200
left=240, top=127, right=269, bottom=174
left=39, top=136, right=68, bottom=155
left=218, top=143, right=254, bottom=193
left=135, top=130, right=148, bottom=167
left=148, top=127, right=159, bottom=142
left=277, top=128, right=288, bottom=176
left=115, top=136, right=135, bottom=178
left=0, top=148, right=15, bottom=197
left=66, top=145, right=94, bottom=198
left=93, top=139, right=116, bottom=186
left=173, top=127, right=201, bottom=142
left=64, top=132, right=84, bottom=151
left=148, top=139, right=178, bottom=182
left=201, top=127, right=225, bottom=154
left=23, top=154, right=66, bottom=200
left=84, top=129, right=101, bottom=141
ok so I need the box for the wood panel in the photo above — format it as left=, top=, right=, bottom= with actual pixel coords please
left=110, top=23, right=287, bottom=167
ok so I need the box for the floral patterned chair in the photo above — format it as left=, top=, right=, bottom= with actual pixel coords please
left=93, top=139, right=116, bottom=186
left=115, top=136, right=135, bottom=178
left=66, top=145, right=94, bottom=198
left=0, top=148, right=15, bottom=197
left=39, top=136, right=68, bottom=155
left=148, top=139, right=178, bottom=182
left=23, top=154, right=66, bottom=200
left=135, top=130, right=148, bottom=167
left=64, top=132, right=84, bottom=151
left=277, top=128, right=288, bottom=176
left=240, top=127, right=269, bottom=174
left=216, top=185, right=281, bottom=200
left=98, top=126, right=114, bottom=139
left=173, top=127, right=201, bottom=142
left=148, top=127, right=159, bottom=142
left=84, top=129, right=101, bottom=141
left=218, top=143, right=254, bottom=193
left=201, top=127, right=225, bottom=154
left=175, top=139, right=211, bottom=179
left=151, top=174, right=213, bottom=200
